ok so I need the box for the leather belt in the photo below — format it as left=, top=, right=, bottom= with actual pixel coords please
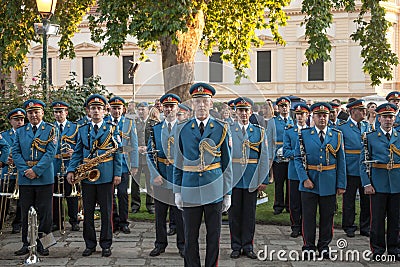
left=372, top=163, right=400, bottom=170
left=26, top=161, right=39, bottom=167
left=307, top=164, right=336, bottom=172
left=345, top=150, right=361, bottom=155
left=275, top=142, right=283, bottom=145
left=54, top=153, right=71, bottom=159
left=183, top=162, right=221, bottom=172
left=232, top=158, right=258, bottom=164
left=157, top=157, right=174, bottom=165
left=83, top=157, right=113, bottom=163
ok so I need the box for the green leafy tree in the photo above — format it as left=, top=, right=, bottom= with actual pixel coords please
left=0, top=73, right=111, bottom=132
left=0, top=0, right=398, bottom=99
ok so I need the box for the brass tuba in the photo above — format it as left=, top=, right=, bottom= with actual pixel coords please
left=25, top=206, right=40, bottom=265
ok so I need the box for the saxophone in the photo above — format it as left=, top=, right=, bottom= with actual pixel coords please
left=73, top=132, right=119, bottom=184
left=25, top=206, right=39, bottom=264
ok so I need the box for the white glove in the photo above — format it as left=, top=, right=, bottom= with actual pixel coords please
left=222, top=195, right=231, bottom=213
left=175, top=193, right=183, bottom=211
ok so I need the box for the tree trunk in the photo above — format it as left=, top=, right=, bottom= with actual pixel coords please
left=160, top=9, right=205, bottom=102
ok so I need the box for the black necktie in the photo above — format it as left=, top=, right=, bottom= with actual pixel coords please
left=284, top=117, right=287, bottom=124
left=94, top=124, right=99, bottom=134
left=59, top=124, right=64, bottom=134
left=386, top=132, right=391, bottom=141
left=199, top=122, right=204, bottom=136
left=319, top=131, right=324, bottom=143
left=32, top=125, right=37, bottom=135
left=167, top=122, right=171, bottom=133
left=357, top=122, right=361, bottom=130
left=242, top=126, right=246, bottom=136
left=114, top=118, right=118, bottom=125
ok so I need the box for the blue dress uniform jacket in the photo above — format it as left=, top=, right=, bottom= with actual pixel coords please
left=53, top=121, right=78, bottom=175
left=360, top=128, right=400, bottom=193
left=294, top=127, right=346, bottom=196
left=173, top=118, right=233, bottom=204
left=338, top=120, right=369, bottom=176
left=12, top=122, right=57, bottom=186
left=76, top=116, right=90, bottom=126
left=148, top=121, right=175, bottom=189
left=1, top=130, right=13, bottom=178
left=273, top=116, right=293, bottom=161
left=0, top=136, right=10, bottom=165
left=105, top=116, right=139, bottom=172
left=230, top=122, right=269, bottom=189
left=283, top=125, right=307, bottom=181
left=67, top=121, right=122, bottom=183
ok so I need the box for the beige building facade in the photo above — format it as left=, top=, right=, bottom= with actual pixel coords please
left=24, top=0, right=400, bottom=103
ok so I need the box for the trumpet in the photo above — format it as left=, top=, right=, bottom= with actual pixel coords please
left=25, top=206, right=40, bottom=265
left=0, top=174, right=11, bottom=234
left=54, top=172, right=66, bottom=235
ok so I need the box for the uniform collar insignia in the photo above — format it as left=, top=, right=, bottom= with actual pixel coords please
left=350, top=123, right=353, bottom=127
left=395, top=132, right=398, bottom=137
left=295, top=129, right=298, bottom=132
left=329, top=132, right=332, bottom=136
left=191, top=122, right=195, bottom=129
left=103, top=126, right=106, bottom=130
left=311, top=130, right=315, bottom=134
left=42, top=125, right=45, bottom=130
left=250, top=127, right=253, bottom=132
left=210, top=122, right=214, bottom=128
left=378, top=132, right=381, bottom=137
left=235, top=127, right=239, bottom=131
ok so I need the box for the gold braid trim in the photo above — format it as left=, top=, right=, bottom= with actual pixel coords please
left=240, top=127, right=265, bottom=164
left=167, top=136, right=174, bottom=159
left=325, top=131, right=341, bottom=161
left=32, top=126, right=56, bottom=153
left=199, top=122, right=228, bottom=168
left=120, top=119, right=133, bottom=140
left=389, top=144, right=400, bottom=157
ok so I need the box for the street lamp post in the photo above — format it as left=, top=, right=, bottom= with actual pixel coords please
left=128, top=57, right=151, bottom=102
left=35, top=0, right=57, bottom=101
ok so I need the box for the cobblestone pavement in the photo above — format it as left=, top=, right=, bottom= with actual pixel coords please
left=0, top=219, right=396, bottom=266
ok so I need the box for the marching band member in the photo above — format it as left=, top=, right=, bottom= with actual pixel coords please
left=360, top=103, right=400, bottom=261
left=66, top=94, right=122, bottom=257
left=13, top=99, right=57, bottom=257
left=148, top=93, right=185, bottom=258
left=106, top=96, right=138, bottom=234
left=0, top=108, right=25, bottom=234
left=283, top=103, right=310, bottom=238
left=294, top=102, right=346, bottom=259
left=51, top=101, right=80, bottom=232
left=338, top=99, right=370, bottom=238
left=173, top=82, right=232, bottom=267
left=228, top=97, right=269, bottom=259
left=272, top=97, right=293, bottom=215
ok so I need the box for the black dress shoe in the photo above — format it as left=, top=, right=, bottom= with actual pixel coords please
left=273, top=210, right=282, bottom=215
left=290, top=231, right=301, bottom=238
left=131, top=208, right=139, bottom=214
left=37, top=246, right=49, bottom=256
left=71, top=224, right=80, bottom=231
left=148, top=209, right=155, bottom=214
left=121, top=225, right=131, bottom=234
left=346, top=231, right=355, bottom=238
left=11, top=226, right=21, bottom=234
left=102, top=248, right=112, bottom=257
left=230, top=250, right=241, bottom=259
left=82, top=247, right=96, bottom=257
left=149, top=247, right=165, bottom=257
left=167, top=228, right=176, bottom=236
left=243, top=250, right=257, bottom=259
left=360, top=231, right=370, bottom=237
left=14, top=246, right=29, bottom=256
left=179, top=250, right=185, bottom=258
